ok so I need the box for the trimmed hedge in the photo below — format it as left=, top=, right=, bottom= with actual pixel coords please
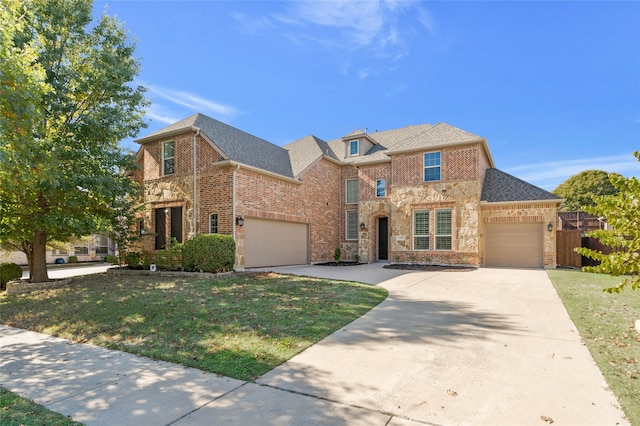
left=1, top=262, right=23, bottom=290
left=182, top=234, right=235, bottom=273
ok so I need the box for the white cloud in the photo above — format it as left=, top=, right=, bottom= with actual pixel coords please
left=148, top=86, right=239, bottom=119
left=504, top=153, right=639, bottom=190
left=145, top=104, right=180, bottom=125
left=268, top=0, right=434, bottom=77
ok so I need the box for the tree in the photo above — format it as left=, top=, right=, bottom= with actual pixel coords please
left=576, top=152, right=640, bottom=293
left=0, top=0, right=148, bottom=282
left=553, top=169, right=621, bottom=211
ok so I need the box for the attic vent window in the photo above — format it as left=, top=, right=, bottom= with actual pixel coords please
left=349, top=140, right=359, bottom=156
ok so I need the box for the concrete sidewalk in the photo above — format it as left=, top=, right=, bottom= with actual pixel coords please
left=1, top=265, right=630, bottom=425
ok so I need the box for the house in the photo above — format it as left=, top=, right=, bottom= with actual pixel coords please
left=132, top=113, right=562, bottom=270
left=0, top=234, right=116, bottom=265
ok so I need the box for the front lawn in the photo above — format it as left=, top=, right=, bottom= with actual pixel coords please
left=0, top=272, right=387, bottom=381
left=0, top=387, right=84, bottom=426
left=547, top=269, right=640, bottom=425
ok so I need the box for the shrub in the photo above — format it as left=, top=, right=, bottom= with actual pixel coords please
left=1, top=262, right=23, bottom=290
left=182, top=234, right=235, bottom=273
left=333, top=247, right=342, bottom=263
left=124, top=251, right=143, bottom=268
left=105, top=255, right=119, bottom=265
left=154, top=250, right=181, bottom=271
left=68, top=256, right=78, bottom=263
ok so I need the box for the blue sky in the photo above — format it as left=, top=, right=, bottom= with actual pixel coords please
left=94, top=0, right=639, bottom=190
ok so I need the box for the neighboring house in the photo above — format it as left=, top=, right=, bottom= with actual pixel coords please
left=0, top=234, right=116, bottom=265
left=132, top=113, right=562, bottom=270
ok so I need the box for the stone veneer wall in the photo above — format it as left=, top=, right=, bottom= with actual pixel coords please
left=480, top=202, right=559, bottom=268
left=138, top=132, right=219, bottom=252
left=384, top=181, right=481, bottom=265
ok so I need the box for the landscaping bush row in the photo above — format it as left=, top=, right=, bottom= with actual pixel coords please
left=123, top=234, right=235, bottom=273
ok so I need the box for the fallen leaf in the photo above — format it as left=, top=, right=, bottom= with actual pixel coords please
left=446, top=389, right=458, bottom=396
left=541, top=415, right=554, bottom=423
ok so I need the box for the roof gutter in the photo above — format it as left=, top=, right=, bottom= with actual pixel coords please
left=346, top=157, right=392, bottom=167
left=479, top=199, right=564, bottom=207
left=214, top=159, right=302, bottom=185
left=135, top=126, right=198, bottom=144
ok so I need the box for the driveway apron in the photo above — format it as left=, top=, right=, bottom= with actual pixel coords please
left=255, top=266, right=629, bottom=426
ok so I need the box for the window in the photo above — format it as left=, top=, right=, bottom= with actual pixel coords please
left=346, top=179, right=359, bottom=204
left=95, top=234, right=110, bottom=254
left=163, top=141, right=175, bottom=175
left=349, top=140, right=359, bottom=156
left=423, top=152, right=441, bottom=182
left=376, top=179, right=386, bottom=197
left=73, top=244, right=89, bottom=255
left=209, top=213, right=218, bottom=234
left=413, top=210, right=430, bottom=250
left=435, top=209, right=452, bottom=250
left=346, top=210, right=359, bottom=240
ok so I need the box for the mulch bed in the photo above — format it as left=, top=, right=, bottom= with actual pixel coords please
left=315, top=261, right=364, bottom=267
left=384, top=264, right=477, bottom=272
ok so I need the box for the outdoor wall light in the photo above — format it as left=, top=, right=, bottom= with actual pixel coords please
left=236, top=215, right=245, bottom=226
left=547, top=222, right=553, bottom=232
left=360, top=222, right=365, bottom=231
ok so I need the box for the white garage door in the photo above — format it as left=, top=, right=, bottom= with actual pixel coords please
left=244, top=219, right=309, bottom=268
left=484, top=223, right=543, bottom=268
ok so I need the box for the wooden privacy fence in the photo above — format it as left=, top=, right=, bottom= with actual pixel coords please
left=557, top=230, right=582, bottom=268
left=556, top=230, right=620, bottom=268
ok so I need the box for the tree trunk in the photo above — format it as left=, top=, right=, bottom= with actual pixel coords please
left=30, top=231, right=49, bottom=282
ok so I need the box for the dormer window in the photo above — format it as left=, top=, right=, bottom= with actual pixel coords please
left=349, top=140, right=359, bottom=156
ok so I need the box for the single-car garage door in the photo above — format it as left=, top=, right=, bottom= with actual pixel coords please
left=244, top=218, right=309, bottom=268
left=484, top=223, right=543, bottom=268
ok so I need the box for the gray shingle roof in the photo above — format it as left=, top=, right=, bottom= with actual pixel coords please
left=481, top=168, right=562, bottom=202
left=284, top=135, right=339, bottom=177
left=136, top=113, right=294, bottom=178
left=325, top=122, right=485, bottom=164
left=391, top=122, right=483, bottom=153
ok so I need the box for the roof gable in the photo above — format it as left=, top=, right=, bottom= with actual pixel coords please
left=284, top=135, right=338, bottom=177
left=136, top=113, right=294, bottom=178
left=389, top=122, right=484, bottom=153
left=481, top=168, right=562, bottom=203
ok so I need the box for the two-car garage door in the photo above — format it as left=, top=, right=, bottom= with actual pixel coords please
left=244, top=218, right=309, bottom=268
left=484, top=223, right=543, bottom=268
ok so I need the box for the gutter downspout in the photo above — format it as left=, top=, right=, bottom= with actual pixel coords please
left=192, top=128, right=201, bottom=239
left=232, top=164, right=240, bottom=241
left=232, top=164, right=240, bottom=270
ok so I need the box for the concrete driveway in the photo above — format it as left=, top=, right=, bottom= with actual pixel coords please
left=1, top=264, right=629, bottom=425
left=249, top=264, right=628, bottom=425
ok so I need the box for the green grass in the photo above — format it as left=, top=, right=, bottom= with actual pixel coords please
left=547, top=269, right=640, bottom=425
left=0, top=387, right=84, bottom=426
left=0, top=272, right=387, bottom=381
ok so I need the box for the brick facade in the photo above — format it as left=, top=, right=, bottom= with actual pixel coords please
left=134, top=125, right=559, bottom=269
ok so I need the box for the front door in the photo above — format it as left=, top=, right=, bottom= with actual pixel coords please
left=170, top=207, right=183, bottom=243
left=155, top=208, right=166, bottom=250
left=378, top=217, right=388, bottom=260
